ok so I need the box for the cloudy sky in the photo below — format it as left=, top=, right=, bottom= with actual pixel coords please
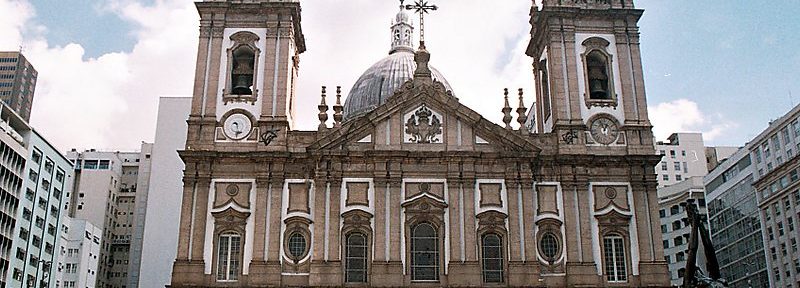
left=0, top=0, right=798, bottom=151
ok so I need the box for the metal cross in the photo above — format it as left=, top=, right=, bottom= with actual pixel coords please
left=403, top=0, right=438, bottom=48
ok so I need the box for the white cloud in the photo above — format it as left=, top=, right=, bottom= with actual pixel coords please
left=649, top=98, right=737, bottom=142
left=0, top=0, right=198, bottom=151
left=1, top=0, right=536, bottom=151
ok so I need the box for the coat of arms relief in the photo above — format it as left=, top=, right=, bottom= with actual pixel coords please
left=404, top=104, right=443, bottom=144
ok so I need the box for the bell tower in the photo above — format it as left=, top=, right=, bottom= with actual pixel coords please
left=526, top=0, right=654, bottom=153
left=186, top=0, right=306, bottom=151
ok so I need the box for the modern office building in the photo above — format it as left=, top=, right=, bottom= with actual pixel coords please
left=705, top=148, right=769, bottom=288
left=67, top=148, right=151, bottom=288
left=0, top=104, right=29, bottom=287
left=706, top=146, right=740, bottom=172
left=0, top=52, right=37, bottom=122
left=55, top=216, right=103, bottom=288
left=134, top=97, right=189, bottom=288
left=749, top=104, right=800, bottom=287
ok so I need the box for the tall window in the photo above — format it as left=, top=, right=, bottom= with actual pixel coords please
left=603, top=235, right=627, bottom=282
left=345, top=233, right=368, bottom=283
left=481, top=233, right=504, bottom=283
left=216, top=232, right=241, bottom=281
left=411, top=222, right=439, bottom=281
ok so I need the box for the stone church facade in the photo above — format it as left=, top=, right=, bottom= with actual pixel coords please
left=170, top=0, right=670, bottom=287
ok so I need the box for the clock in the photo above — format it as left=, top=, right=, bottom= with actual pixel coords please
left=223, top=113, right=252, bottom=140
left=589, top=115, right=619, bottom=145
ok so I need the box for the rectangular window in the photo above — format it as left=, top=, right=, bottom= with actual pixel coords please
left=782, top=128, right=791, bottom=144
left=659, top=209, right=666, bottom=218
left=661, top=162, right=667, bottom=171
left=676, top=175, right=683, bottom=181
left=83, top=160, right=98, bottom=169
left=55, top=170, right=65, bottom=182
left=663, top=175, right=669, bottom=181
left=674, top=162, right=681, bottom=171
left=603, top=236, right=627, bottom=282
left=681, top=150, right=686, bottom=156
left=778, top=222, right=785, bottom=236
left=98, top=160, right=110, bottom=170
left=29, top=169, right=38, bottom=181
left=31, top=150, right=41, bottom=163
left=793, top=120, right=800, bottom=138
left=755, top=149, right=762, bottom=163
left=44, top=159, right=53, bottom=173
left=764, top=143, right=771, bottom=157
left=683, top=162, right=688, bottom=173
left=773, top=134, right=781, bottom=150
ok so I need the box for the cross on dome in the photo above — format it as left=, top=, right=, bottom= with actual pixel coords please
left=403, top=0, right=438, bottom=50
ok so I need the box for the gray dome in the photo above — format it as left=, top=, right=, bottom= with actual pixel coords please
left=343, top=50, right=452, bottom=120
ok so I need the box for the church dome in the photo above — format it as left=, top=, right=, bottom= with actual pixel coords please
left=343, top=51, right=452, bottom=120
left=342, top=6, right=453, bottom=121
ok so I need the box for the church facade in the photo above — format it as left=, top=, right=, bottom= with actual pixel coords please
left=170, top=0, right=670, bottom=287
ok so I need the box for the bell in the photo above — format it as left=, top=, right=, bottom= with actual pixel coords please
left=232, top=74, right=252, bottom=95
left=589, top=79, right=607, bottom=99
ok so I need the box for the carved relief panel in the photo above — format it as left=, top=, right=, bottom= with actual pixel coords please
left=536, top=185, right=559, bottom=216
left=345, top=182, right=370, bottom=207
left=478, top=183, right=503, bottom=208
left=592, top=185, right=630, bottom=212
left=287, top=182, right=311, bottom=214
left=404, top=104, right=443, bottom=144
left=213, top=182, right=252, bottom=209
left=405, top=182, right=445, bottom=200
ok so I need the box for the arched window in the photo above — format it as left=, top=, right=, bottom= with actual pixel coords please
left=586, top=50, right=610, bottom=100
left=345, top=233, right=368, bottom=283
left=411, top=222, right=439, bottom=281
left=481, top=233, right=504, bottom=283
left=216, top=232, right=241, bottom=281
left=603, top=234, right=627, bottom=282
left=231, top=45, right=255, bottom=95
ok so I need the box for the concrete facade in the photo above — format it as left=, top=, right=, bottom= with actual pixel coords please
left=0, top=104, right=29, bottom=287
left=655, top=133, right=709, bottom=189
left=0, top=52, right=37, bottom=122
left=136, top=97, right=190, bottom=288
left=750, top=104, right=800, bottom=288
left=66, top=148, right=151, bottom=288
left=170, top=0, right=669, bottom=287
left=55, top=217, right=103, bottom=288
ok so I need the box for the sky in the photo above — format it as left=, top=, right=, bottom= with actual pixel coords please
left=0, top=0, right=798, bottom=152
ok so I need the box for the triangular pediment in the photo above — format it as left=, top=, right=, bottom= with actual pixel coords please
left=307, top=79, right=542, bottom=156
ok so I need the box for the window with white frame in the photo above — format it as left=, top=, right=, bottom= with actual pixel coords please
left=603, top=234, right=627, bottom=282
left=216, top=232, right=241, bottom=281
left=411, top=222, right=439, bottom=281
left=345, top=233, right=368, bottom=283
left=482, top=233, right=504, bottom=283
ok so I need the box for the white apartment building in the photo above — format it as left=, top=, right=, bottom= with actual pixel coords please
left=656, top=133, right=710, bottom=188
left=55, top=217, right=102, bottom=288
left=66, top=147, right=151, bottom=288
left=0, top=104, right=28, bottom=287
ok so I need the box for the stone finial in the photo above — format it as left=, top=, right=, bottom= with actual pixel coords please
left=502, top=88, right=513, bottom=129
left=413, top=49, right=433, bottom=83
left=516, top=88, right=528, bottom=133
left=318, top=86, right=329, bottom=131
left=333, top=86, right=344, bottom=128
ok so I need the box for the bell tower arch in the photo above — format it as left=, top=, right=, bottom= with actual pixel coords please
left=187, top=0, right=306, bottom=150
left=526, top=0, right=654, bottom=152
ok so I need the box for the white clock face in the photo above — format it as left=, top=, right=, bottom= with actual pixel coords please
left=590, top=116, right=619, bottom=145
left=223, top=113, right=252, bottom=140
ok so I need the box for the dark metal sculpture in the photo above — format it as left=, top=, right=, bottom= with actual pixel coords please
left=683, top=199, right=727, bottom=288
